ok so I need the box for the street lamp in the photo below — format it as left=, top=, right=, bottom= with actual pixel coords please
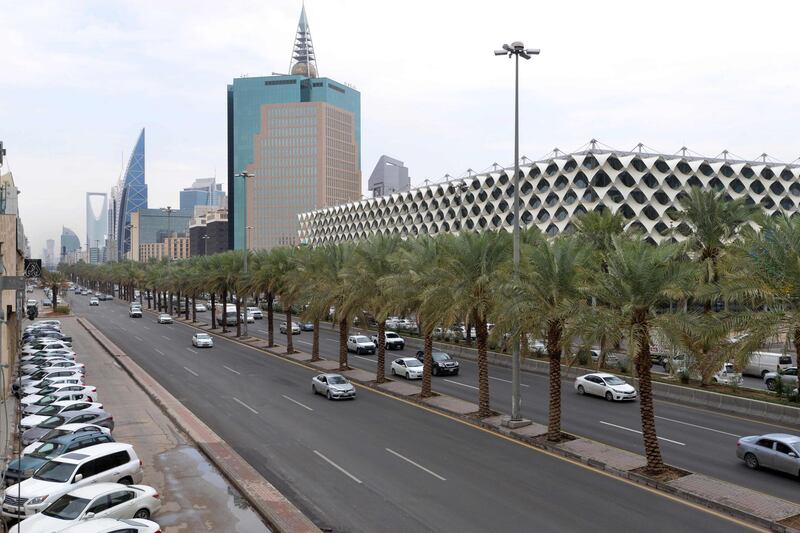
left=495, top=41, right=539, bottom=426
left=243, top=226, right=254, bottom=336
left=160, top=206, right=174, bottom=236
left=200, top=233, right=210, bottom=256
left=234, top=172, right=254, bottom=251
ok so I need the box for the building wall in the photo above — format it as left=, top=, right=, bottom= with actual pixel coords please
left=139, top=236, right=190, bottom=263
left=134, top=208, right=192, bottom=246
left=0, top=170, right=25, bottom=393
left=189, top=224, right=207, bottom=256
left=206, top=219, right=228, bottom=254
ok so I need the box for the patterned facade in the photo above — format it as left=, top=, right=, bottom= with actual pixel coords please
left=139, top=235, right=190, bottom=263
left=299, top=149, right=800, bottom=245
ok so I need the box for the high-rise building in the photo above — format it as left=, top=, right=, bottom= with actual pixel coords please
left=60, top=227, right=80, bottom=263
left=86, top=192, right=107, bottom=264
left=368, top=156, right=410, bottom=197
left=189, top=208, right=228, bottom=257
left=227, top=4, right=361, bottom=251
left=110, top=129, right=148, bottom=259
left=128, top=208, right=193, bottom=261
left=44, top=239, right=56, bottom=269
left=180, top=178, right=226, bottom=212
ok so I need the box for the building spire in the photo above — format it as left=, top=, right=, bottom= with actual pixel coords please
left=289, top=2, right=318, bottom=77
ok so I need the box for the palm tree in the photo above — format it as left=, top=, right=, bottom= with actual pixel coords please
left=41, top=269, right=68, bottom=310
left=317, top=243, right=354, bottom=370
left=591, top=236, right=695, bottom=474
left=285, top=246, right=328, bottom=361
left=268, top=247, right=300, bottom=353
left=249, top=250, right=278, bottom=347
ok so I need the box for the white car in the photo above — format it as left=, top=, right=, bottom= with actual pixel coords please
left=311, top=373, right=357, bottom=400
left=23, top=386, right=99, bottom=412
left=19, top=371, right=84, bottom=389
left=20, top=377, right=85, bottom=397
left=347, top=335, right=376, bottom=355
left=22, top=423, right=112, bottom=456
left=56, top=517, right=162, bottom=533
left=21, top=401, right=102, bottom=430
left=195, top=303, right=207, bottom=312
left=9, top=482, right=161, bottom=532
left=22, top=359, right=85, bottom=375
left=157, top=313, right=173, bottom=324
left=371, top=331, right=405, bottom=350
left=192, top=333, right=213, bottom=348
left=279, top=321, right=300, bottom=335
left=22, top=342, right=72, bottom=356
left=243, top=312, right=255, bottom=324
left=391, top=357, right=423, bottom=379
left=574, top=373, right=638, bottom=401
left=89, top=298, right=99, bottom=306
left=21, top=350, right=77, bottom=363
left=247, top=306, right=263, bottom=319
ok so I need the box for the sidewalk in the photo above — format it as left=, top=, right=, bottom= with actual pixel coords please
left=63, top=316, right=271, bottom=533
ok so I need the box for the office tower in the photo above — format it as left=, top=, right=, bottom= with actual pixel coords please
left=180, top=177, right=226, bottom=212
left=86, top=192, right=108, bottom=264
left=227, top=4, right=361, bottom=250
left=110, top=129, right=148, bottom=259
left=60, top=227, right=80, bottom=263
left=368, top=156, right=410, bottom=197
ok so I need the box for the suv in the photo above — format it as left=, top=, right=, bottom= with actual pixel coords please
left=371, top=331, right=405, bottom=350
left=89, top=297, right=99, bottom=306
left=346, top=335, right=376, bottom=355
left=1, top=443, right=143, bottom=519
left=415, top=350, right=460, bottom=375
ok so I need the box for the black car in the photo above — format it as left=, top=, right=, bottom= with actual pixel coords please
left=415, top=350, right=460, bottom=376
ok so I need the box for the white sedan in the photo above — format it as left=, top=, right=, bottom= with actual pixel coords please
left=280, top=321, right=300, bottom=334
left=192, top=333, right=213, bottom=348
left=574, top=373, right=637, bottom=401
left=391, top=357, right=423, bottom=380
left=157, top=313, right=173, bottom=324
left=10, top=482, right=161, bottom=532
left=195, top=303, right=207, bottom=312
left=311, top=373, right=356, bottom=400
left=56, top=518, right=162, bottom=533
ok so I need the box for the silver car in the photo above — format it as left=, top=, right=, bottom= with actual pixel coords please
left=736, top=433, right=800, bottom=476
left=157, top=313, right=173, bottom=324
left=192, top=333, right=213, bottom=348
left=763, top=367, right=798, bottom=391
left=311, top=373, right=356, bottom=400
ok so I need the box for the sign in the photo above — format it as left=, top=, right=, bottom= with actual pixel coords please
left=0, top=276, right=24, bottom=290
left=24, top=259, right=42, bottom=278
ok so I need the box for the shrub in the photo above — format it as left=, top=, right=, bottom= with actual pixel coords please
left=55, top=305, right=70, bottom=315
left=678, top=370, right=691, bottom=384
left=575, top=348, right=591, bottom=366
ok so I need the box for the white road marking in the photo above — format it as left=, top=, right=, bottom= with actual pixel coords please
left=443, top=379, right=478, bottom=390
left=232, top=396, right=259, bottom=414
left=490, top=376, right=529, bottom=387
left=223, top=365, right=240, bottom=375
left=354, top=355, right=376, bottom=363
left=297, top=340, right=312, bottom=346
left=655, top=415, right=742, bottom=438
left=161, top=336, right=171, bottom=340
left=154, top=349, right=165, bottom=356
left=282, top=395, right=314, bottom=411
left=134, top=336, right=143, bottom=342
left=386, top=448, right=446, bottom=480
left=187, top=348, right=197, bottom=354
left=143, top=326, right=150, bottom=330
left=599, top=421, right=685, bottom=446
left=313, top=450, right=362, bottom=484
left=183, top=366, right=199, bottom=377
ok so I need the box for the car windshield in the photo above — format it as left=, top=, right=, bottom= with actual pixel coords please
left=328, top=376, right=347, bottom=385
left=38, top=405, right=63, bottom=415
left=37, top=395, right=58, bottom=405
left=33, top=460, right=77, bottom=483
left=603, top=376, right=626, bottom=386
left=405, top=359, right=423, bottom=367
left=30, top=441, right=65, bottom=458
left=386, top=333, right=398, bottom=339
left=354, top=336, right=370, bottom=343
left=40, top=416, right=66, bottom=429
left=42, top=494, right=90, bottom=519
left=196, top=334, right=210, bottom=339
left=432, top=352, right=451, bottom=362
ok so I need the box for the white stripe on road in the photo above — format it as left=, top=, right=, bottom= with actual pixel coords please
left=443, top=379, right=478, bottom=390
left=490, top=376, right=529, bottom=387
left=232, top=396, right=259, bottom=414
left=354, top=355, right=376, bottom=363
left=386, top=448, right=446, bottom=481
left=223, top=365, right=240, bottom=375
left=133, top=336, right=143, bottom=342
left=183, top=366, right=199, bottom=377
left=313, top=450, right=362, bottom=484
left=599, top=421, right=685, bottom=446
left=161, top=336, right=171, bottom=340
left=655, top=415, right=742, bottom=438
left=187, top=348, right=197, bottom=354
left=282, top=395, right=314, bottom=411
left=297, top=340, right=312, bottom=346
left=154, top=349, right=165, bottom=356
left=143, top=326, right=150, bottom=330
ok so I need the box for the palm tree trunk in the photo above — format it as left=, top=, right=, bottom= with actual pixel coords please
left=53, top=287, right=59, bottom=311
left=546, top=319, right=563, bottom=442
left=267, top=292, right=275, bottom=347
left=376, top=322, right=387, bottom=384
left=636, top=322, right=665, bottom=474
left=793, top=325, right=800, bottom=364
left=221, top=288, right=228, bottom=333
left=184, top=295, right=189, bottom=321
left=310, top=318, right=320, bottom=361
left=286, top=305, right=294, bottom=353
left=338, top=317, right=349, bottom=370
left=156, top=291, right=161, bottom=311
left=146, top=289, right=151, bottom=309
left=139, top=290, right=143, bottom=306
left=191, top=295, right=196, bottom=323
left=476, top=315, right=491, bottom=418
left=421, top=330, right=433, bottom=397
left=235, top=297, right=242, bottom=337
left=210, top=293, right=217, bottom=329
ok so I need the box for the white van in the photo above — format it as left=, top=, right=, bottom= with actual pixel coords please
left=743, top=351, right=794, bottom=378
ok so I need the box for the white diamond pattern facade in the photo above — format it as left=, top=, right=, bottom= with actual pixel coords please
left=298, top=150, right=800, bottom=245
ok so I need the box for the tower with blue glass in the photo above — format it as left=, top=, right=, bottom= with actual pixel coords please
left=227, top=4, right=361, bottom=250
left=116, top=129, right=148, bottom=258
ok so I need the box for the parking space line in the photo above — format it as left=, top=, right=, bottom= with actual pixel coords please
left=232, top=396, right=259, bottom=414
left=313, top=450, right=362, bottom=484
left=386, top=448, right=446, bottom=481
left=443, top=379, right=478, bottom=390
left=599, top=421, right=685, bottom=446
left=282, top=395, right=314, bottom=411
left=183, top=366, right=199, bottom=377
left=223, top=365, right=240, bottom=375
left=490, top=376, right=529, bottom=387
left=655, top=415, right=742, bottom=438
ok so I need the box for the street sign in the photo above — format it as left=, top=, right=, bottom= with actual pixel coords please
left=0, top=276, right=25, bottom=290
left=24, top=259, right=42, bottom=278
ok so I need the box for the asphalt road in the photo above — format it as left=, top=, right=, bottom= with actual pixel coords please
left=235, top=311, right=800, bottom=504
left=66, top=294, right=759, bottom=533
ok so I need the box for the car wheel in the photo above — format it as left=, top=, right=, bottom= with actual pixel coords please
left=312, top=384, right=317, bottom=395
left=577, top=385, right=585, bottom=395
left=391, top=368, right=396, bottom=375
left=357, top=348, right=362, bottom=355
left=605, top=391, right=613, bottom=401
left=133, top=508, right=150, bottom=519
left=118, top=476, right=133, bottom=485
left=433, top=367, right=439, bottom=376
left=405, top=370, right=410, bottom=379
left=744, top=452, right=759, bottom=470
left=766, top=379, right=776, bottom=391
left=327, top=390, right=332, bottom=400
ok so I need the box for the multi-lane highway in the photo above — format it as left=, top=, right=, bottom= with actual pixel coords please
left=69, top=294, right=769, bottom=532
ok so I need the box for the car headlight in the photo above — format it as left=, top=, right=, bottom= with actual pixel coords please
left=27, top=494, right=49, bottom=505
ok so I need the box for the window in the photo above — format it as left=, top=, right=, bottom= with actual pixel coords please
left=76, top=458, right=100, bottom=479
left=755, top=439, right=774, bottom=449
left=108, top=490, right=136, bottom=507
left=265, top=79, right=296, bottom=86
left=87, top=495, right=112, bottom=514
left=775, top=442, right=794, bottom=455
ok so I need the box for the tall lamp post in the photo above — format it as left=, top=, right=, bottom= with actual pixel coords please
left=495, top=41, right=539, bottom=426
left=243, top=225, right=254, bottom=336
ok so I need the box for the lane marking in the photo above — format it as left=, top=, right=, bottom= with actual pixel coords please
left=313, top=450, right=362, bottom=484
left=154, top=349, right=165, bottom=356
left=143, top=326, right=150, bottom=330
left=655, top=416, right=742, bottom=438
left=599, top=421, right=685, bottom=446
left=490, top=376, right=529, bottom=387
left=183, top=366, right=199, bottom=377
left=232, top=396, right=259, bottom=414
left=134, top=335, right=143, bottom=342
left=282, top=395, right=314, bottom=411
left=386, top=448, right=446, bottom=481
left=223, top=365, right=240, bottom=375
left=297, top=340, right=312, bottom=346
left=162, top=336, right=171, bottom=340
left=187, top=348, right=198, bottom=354
left=354, top=355, right=376, bottom=363
left=443, top=379, right=478, bottom=390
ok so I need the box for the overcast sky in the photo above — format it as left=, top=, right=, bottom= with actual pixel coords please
left=2, top=0, right=799, bottom=255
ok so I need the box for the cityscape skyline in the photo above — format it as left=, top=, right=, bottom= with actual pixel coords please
left=4, top=0, right=800, bottom=255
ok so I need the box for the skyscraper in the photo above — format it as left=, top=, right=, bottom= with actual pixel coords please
left=110, top=129, right=148, bottom=258
left=180, top=177, right=226, bottom=212
left=368, top=156, right=410, bottom=197
left=60, top=226, right=80, bottom=262
left=227, top=5, right=361, bottom=250
left=86, top=192, right=107, bottom=264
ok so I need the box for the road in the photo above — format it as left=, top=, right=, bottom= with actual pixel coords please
left=66, top=293, right=759, bottom=533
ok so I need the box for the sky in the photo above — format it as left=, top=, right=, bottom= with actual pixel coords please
left=2, top=0, right=800, bottom=255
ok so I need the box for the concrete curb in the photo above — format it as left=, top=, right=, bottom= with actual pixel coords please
left=76, top=316, right=320, bottom=533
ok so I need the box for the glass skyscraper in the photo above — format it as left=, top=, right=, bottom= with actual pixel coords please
left=227, top=5, right=361, bottom=250
left=112, top=129, right=148, bottom=258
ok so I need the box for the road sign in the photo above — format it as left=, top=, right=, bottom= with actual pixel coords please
left=24, top=259, right=42, bottom=278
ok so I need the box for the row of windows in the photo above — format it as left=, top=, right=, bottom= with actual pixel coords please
left=269, top=105, right=316, bottom=116
left=266, top=126, right=317, bottom=138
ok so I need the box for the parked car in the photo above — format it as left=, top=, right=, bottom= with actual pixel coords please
left=280, top=322, right=300, bottom=335
left=18, top=378, right=84, bottom=398
left=157, top=313, right=173, bottom=324
left=22, top=409, right=114, bottom=446
left=18, top=370, right=85, bottom=390
left=55, top=517, right=162, bottom=533
left=347, top=335, right=376, bottom=355
left=192, top=333, right=213, bottom=348
left=21, top=401, right=103, bottom=430
left=1, top=443, right=143, bottom=520
left=247, top=307, right=262, bottom=319
left=42, top=298, right=52, bottom=307
left=763, top=367, right=798, bottom=392
left=712, top=363, right=744, bottom=386
left=23, top=386, right=99, bottom=414
left=372, top=331, right=405, bottom=350
left=195, top=303, right=207, bottom=312
left=300, top=321, right=314, bottom=331
left=22, top=342, right=72, bottom=357
left=22, top=349, right=76, bottom=363
left=311, top=373, right=356, bottom=400
left=736, top=433, right=800, bottom=476
left=22, top=423, right=112, bottom=456
left=129, top=307, right=142, bottom=318
left=89, top=298, right=99, bottom=306
left=744, top=352, right=794, bottom=378
left=391, top=357, right=423, bottom=379
left=20, top=381, right=89, bottom=401
left=414, top=350, right=460, bottom=375
left=574, top=373, right=637, bottom=401
left=21, top=360, right=85, bottom=376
